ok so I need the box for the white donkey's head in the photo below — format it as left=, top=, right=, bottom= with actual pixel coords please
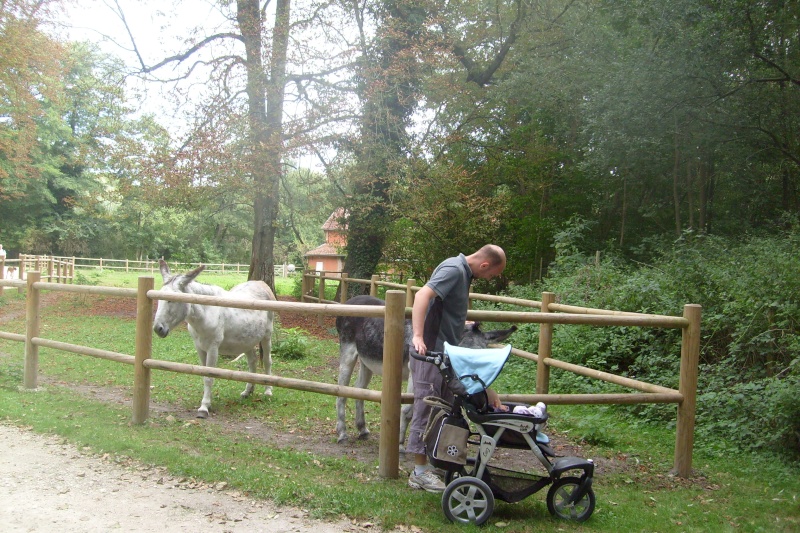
left=153, top=259, right=205, bottom=338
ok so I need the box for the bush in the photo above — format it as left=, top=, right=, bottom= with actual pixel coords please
left=271, top=328, right=309, bottom=360
left=499, top=224, right=800, bottom=459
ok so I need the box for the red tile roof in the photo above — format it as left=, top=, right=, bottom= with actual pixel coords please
left=305, top=243, right=344, bottom=257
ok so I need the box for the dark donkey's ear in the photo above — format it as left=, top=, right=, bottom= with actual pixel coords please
left=466, top=321, right=482, bottom=333
left=485, top=325, right=517, bottom=343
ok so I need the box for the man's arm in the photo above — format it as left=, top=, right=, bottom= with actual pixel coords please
left=411, top=285, right=437, bottom=354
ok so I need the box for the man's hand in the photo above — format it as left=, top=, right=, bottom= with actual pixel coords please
left=411, top=334, right=427, bottom=355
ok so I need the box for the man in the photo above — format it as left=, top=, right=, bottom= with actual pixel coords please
left=406, top=244, right=506, bottom=492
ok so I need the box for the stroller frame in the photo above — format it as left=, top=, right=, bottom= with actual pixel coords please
left=413, top=348, right=596, bottom=526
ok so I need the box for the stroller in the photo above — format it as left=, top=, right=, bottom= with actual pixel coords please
left=412, top=343, right=596, bottom=526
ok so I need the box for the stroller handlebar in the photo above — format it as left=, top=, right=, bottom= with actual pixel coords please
left=409, top=348, right=445, bottom=365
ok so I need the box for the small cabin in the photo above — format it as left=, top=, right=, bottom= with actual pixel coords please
left=304, top=209, right=347, bottom=274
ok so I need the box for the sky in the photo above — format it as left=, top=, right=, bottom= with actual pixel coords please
left=52, top=0, right=327, bottom=170
left=53, top=0, right=232, bottom=126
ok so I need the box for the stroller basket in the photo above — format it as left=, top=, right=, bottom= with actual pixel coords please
left=481, top=465, right=551, bottom=504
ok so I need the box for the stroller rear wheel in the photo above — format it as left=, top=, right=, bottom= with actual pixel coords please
left=546, top=476, right=595, bottom=522
left=442, top=476, right=495, bottom=525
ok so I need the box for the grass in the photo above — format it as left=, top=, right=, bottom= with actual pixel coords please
left=1, top=270, right=799, bottom=532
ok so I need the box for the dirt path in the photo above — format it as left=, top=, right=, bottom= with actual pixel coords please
left=0, top=424, right=355, bottom=533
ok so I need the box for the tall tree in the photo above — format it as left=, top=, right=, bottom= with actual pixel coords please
left=119, top=0, right=292, bottom=288
left=339, top=0, right=427, bottom=290
left=0, top=0, right=64, bottom=197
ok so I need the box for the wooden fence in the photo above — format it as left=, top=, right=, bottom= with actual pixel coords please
left=301, top=269, right=700, bottom=477
left=0, top=255, right=76, bottom=294
left=0, top=270, right=701, bottom=479
left=0, top=254, right=295, bottom=290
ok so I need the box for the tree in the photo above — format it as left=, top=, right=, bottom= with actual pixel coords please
left=116, top=0, right=292, bottom=288
left=0, top=0, right=64, bottom=197
left=338, top=0, right=428, bottom=292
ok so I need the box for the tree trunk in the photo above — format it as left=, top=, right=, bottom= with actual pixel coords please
left=687, top=160, right=694, bottom=231
left=619, top=174, right=627, bottom=247
left=698, top=162, right=706, bottom=233
left=240, top=0, right=291, bottom=289
left=340, top=0, right=423, bottom=296
left=673, top=125, right=682, bottom=236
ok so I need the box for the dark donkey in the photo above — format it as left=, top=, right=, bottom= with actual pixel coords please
left=336, top=294, right=516, bottom=445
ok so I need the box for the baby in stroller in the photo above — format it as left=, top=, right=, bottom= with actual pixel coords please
left=412, top=342, right=596, bottom=526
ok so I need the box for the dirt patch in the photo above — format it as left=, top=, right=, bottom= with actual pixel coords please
left=0, top=423, right=358, bottom=533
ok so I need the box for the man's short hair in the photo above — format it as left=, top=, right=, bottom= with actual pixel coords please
left=477, top=244, right=505, bottom=266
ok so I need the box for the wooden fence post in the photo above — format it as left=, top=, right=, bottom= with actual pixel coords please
left=536, top=292, right=555, bottom=394
left=370, top=274, right=379, bottom=297
left=340, top=273, right=349, bottom=303
left=405, top=279, right=415, bottom=309
left=674, top=303, right=701, bottom=477
left=18, top=256, right=26, bottom=295
left=132, top=276, right=154, bottom=424
left=23, top=271, right=41, bottom=389
left=317, top=272, right=326, bottom=326
left=379, top=290, right=405, bottom=478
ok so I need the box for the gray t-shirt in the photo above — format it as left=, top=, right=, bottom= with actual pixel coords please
left=425, top=253, right=472, bottom=349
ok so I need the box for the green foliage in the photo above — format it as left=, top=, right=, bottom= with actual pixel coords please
left=271, top=328, right=309, bottom=360
left=507, top=224, right=800, bottom=459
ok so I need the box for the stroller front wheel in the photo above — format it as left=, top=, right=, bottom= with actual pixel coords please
left=546, top=476, right=596, bottom=522
left=442, top=476, right=495, bottom=525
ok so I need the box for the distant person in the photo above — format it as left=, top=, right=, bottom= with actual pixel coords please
left=406, top=244, right=507, bottom=492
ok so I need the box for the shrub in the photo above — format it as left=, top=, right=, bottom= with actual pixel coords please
left=272, top=328, right=309, bottom=360
left=498, top=224, right=800, bottom=459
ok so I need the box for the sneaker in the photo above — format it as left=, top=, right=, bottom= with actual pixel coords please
left=408, top=469, right=446, bottom=493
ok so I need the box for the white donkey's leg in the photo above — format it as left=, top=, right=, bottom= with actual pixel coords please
left=399, top=373, right=414, bottom=451
left=354, top=364, right=373, bottom=440
left=241, top=347, right=258, bottom=399
left=198, top=348, right=219, bottom=419
left=336, top=342, right=359, bottom=443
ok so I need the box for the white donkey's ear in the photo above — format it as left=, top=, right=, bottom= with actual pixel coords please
left=159, top=259, right=171, bottom=282
left=178, top=264, right=206, bottom=290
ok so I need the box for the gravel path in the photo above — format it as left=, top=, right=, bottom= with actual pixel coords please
left=0, top=424, right=353, bottom=533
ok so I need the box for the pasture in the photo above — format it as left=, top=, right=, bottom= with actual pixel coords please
left=0, top=270, right=797, bottom=532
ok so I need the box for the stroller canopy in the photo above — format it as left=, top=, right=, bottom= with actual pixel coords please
left=444, top=342, right=513, bottom=395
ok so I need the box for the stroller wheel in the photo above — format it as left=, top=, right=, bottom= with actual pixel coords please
left=546, top=476, right=595, bottom=522
left=442, top=476, right=495, bottom=526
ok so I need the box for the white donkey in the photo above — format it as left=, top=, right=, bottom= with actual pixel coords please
left=335, top=294, right=517, bottom=445
left=153, top=259, right=275, bottom=418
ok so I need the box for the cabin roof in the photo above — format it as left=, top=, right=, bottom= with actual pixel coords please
left=322, top=208, right=347, bottom=231
left=305, top=243, right=344, bottom=257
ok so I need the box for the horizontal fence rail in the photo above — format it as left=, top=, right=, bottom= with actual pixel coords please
left=0, top=269, right=701, bottom=478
